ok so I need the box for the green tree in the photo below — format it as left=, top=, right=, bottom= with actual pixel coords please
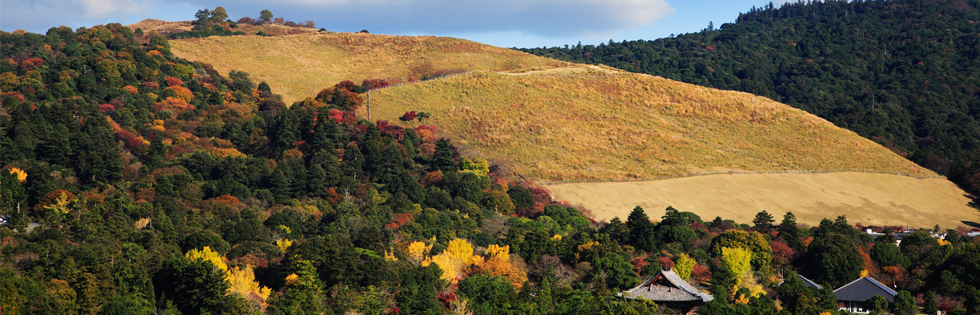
left=481, top=189, right=515, bottom=215
left=626, top=206, right=656, bottom=252
left=153, top=257, right=231, bottom=315
left=267, top=260, right=326, bottom=314
left=753, top=210, right=774, bottom=234
left=260, top=10, right=274, bottom=22
left=891, top=290, right=916, bottom=315
left=867, top=295, right=889, bottom=315
left=923, top=291, right=938, bottom=314
left=870, top=239, right=908, bottom=268
left=805, top=233, right=862, bottom=287
left=210, top=7, right=228, bottom=23
left=507, top=185, right=535, bottom=210
left=195, top=9, right=211, bottom=24
left=776, top=271, right=818, bottom=315
left=100, top=293, right=155, bottom=315
left=777, top=212, right=804, bottom=251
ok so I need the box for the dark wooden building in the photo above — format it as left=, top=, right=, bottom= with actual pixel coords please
left=833, top=277, right=897, bottom=313
left=616, top=269, right=714, bottom=314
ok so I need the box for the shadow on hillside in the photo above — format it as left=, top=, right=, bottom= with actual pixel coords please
left=968, top=194, right=979, bottom=210
left=962, top=221, right=980, bottom=229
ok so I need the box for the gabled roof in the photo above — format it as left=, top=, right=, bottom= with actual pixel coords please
left=798, top=274, right=823, bottom=290
left=834, top=277, right=897, bottom=302
left=616, top=269, right=714, bottom=303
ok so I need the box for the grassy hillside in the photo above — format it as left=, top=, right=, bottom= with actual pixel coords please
left=169, top=31, right=970, bottom=226
left=521, top=0, right=980, bottom=197
left=170, top=32, right=569, bottom=103
left=365, top=70, right=933, bottom=182
left=549, top=172, right=978, bottom=227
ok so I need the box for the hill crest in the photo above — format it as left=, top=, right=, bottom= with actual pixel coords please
left=170, top=32, right=571, bottom=103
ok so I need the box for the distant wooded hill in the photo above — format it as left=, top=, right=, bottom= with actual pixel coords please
left=521, top=0, right=980, bottom=197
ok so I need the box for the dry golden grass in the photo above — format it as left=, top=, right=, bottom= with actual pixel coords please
left=126, top=19, right=317, bottom=37
left=168, top=32, right=973, bottom=227
left=366, top=71, right=933, bottom=181
left=547, top=172, right=978, bottom=228
left=126, top=19, right=194, bottom=33
left=170, top=32, right=570, bottom=103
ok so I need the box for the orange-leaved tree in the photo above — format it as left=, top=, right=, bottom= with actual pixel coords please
left=475, top=244, right=527, bottom=289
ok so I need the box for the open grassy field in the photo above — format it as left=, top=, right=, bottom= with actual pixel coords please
left=546, top=172, right=978, bottom=228
left=170, top=32, right=569, bottom=103
left=365, top=71, right=932, bottom=181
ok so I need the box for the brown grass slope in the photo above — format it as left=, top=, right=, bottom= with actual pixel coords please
left=366, top=70, right=932, bottom=181
left=170, top=32, right=569, bottom=103
left=367, top=71, right=978, bottom=227
left=169, top=32, right=974, bottom=227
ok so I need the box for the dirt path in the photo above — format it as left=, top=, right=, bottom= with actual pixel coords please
left=546, top=172, right=978, bottom=229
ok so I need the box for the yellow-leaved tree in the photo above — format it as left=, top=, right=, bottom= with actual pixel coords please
left=185, top=246, right=228, bottom=273
left=228, top=264, right=272, bottom=307
left=186, top=247, right=273, bottom=310
left=407, top=240, right=434, bottom=267
left=428, top=238, right=477, bottom=283
left=721, top=246, right=752, bottom=288
left=276, top=238, right=293, bottom=253
left=674, top=254, right=695, bottom=280
left=476, top=244, right=527, bottom=289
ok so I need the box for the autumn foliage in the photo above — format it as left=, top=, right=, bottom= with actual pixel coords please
left=474, top=244, right=528, bottom=289
left=428, top=238, right=477, bottom=283
left=153, top=97, right=195, bottom=117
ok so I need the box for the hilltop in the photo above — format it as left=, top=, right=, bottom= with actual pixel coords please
left=127, top=18, right=318, bottom=36
left=170, top=32, right=569, bottom=103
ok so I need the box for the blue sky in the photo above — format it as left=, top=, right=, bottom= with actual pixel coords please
left=1, top=0, right=791, bottom=48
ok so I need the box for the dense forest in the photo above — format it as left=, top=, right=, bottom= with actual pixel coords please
left=1, top=23, right=979, bottom=315
left=521, top=0, right=980, bottom=197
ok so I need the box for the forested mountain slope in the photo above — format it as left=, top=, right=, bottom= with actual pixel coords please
left=521, top=0, right=980, bottom=196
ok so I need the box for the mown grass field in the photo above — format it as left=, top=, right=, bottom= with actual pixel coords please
left=366, top=71, right=933, bottom=181
left=547, top=172, right=978, bottom=228
left=170, top=32, right=569, bottom=103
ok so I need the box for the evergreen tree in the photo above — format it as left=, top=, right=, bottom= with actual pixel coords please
left=892, top=290, right=917, bottom=315
left=626, top=206, right=656, bottom=252
left=753, top=210, right=774, bottom=234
